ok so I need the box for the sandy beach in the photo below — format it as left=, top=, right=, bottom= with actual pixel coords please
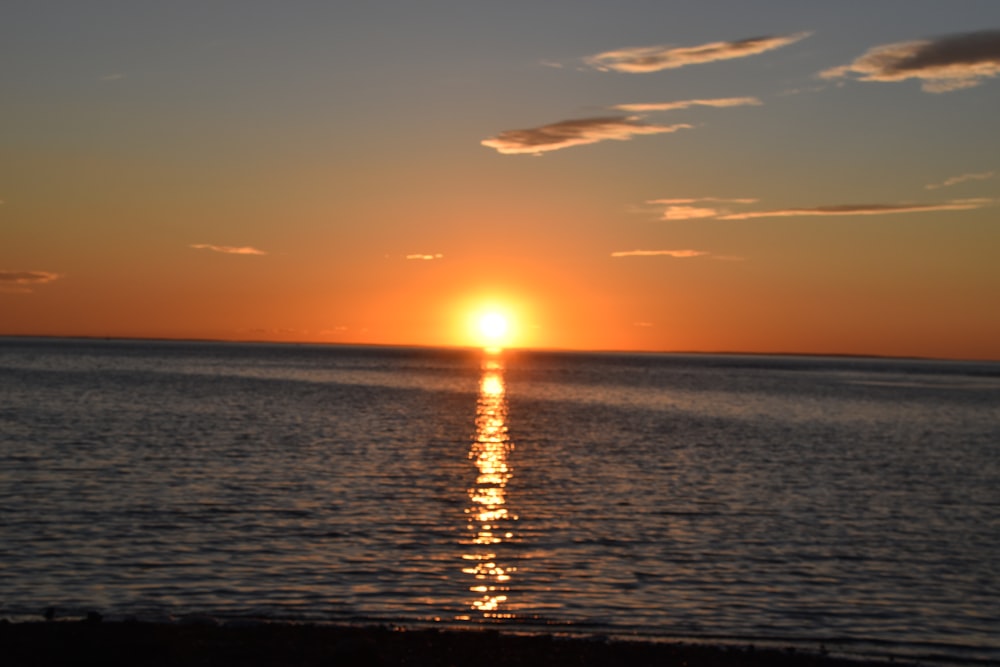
left=1, top=619, right=906, bottom=667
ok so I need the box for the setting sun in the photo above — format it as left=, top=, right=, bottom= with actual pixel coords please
left=478, top=313, right=509, bottom=341
left=467, top=307, right=516, bottom=350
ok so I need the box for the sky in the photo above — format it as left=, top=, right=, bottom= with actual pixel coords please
left=3, top=0, right=1000, bottom=359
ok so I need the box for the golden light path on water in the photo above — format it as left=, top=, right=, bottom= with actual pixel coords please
left=460, top=353, right=517, bottom=619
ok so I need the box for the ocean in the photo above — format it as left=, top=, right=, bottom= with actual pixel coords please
left=1, top=338, right=998, bottom=664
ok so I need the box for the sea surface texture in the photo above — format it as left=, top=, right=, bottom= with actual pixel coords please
left=1, top=339, right=998, bottom=663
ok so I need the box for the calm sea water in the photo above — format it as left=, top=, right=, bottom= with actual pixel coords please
left=1, top=338, right=998, bottom=663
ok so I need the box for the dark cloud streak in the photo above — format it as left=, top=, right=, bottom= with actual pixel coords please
left=822, top=29, right=1000, bottom=92
left=481, top=116, right=691, bottom=155
left=718, top=200, right=990, bottom=220
left=586, top=32, right=810, bottom=73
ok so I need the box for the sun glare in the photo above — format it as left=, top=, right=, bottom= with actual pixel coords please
left=455, top=294, right=528, bottom=350
left=471, top=309, right=514, bottom=350
left=479, top=313, right=509, bottom=341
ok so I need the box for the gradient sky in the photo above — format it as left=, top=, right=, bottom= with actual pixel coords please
left=3, top=1, right=999, bottom=359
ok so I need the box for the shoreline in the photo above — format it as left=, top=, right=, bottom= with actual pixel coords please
left=1, top=619, right=917, bottom=667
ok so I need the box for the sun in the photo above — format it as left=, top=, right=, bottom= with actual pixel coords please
left=478, top=312, right=509, bottom=341
left=454, top=294, right=529, bottom=350
left=469, top=308, right=515, bottom=350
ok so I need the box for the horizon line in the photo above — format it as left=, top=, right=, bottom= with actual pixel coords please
left=1, top=333, right=996, bottom=364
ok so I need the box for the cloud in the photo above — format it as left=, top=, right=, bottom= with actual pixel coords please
left=648, top=197, right=758, bottom=220
left=650, top=197, right=759, bottom=204
left=613, top=97, right=762, bottom=112
left=190, top=244, right=267, bottom=255
left=820, top=29, right=1000, bottom=92
left=0, top=270, right=61, bottom=285
left=406, top=253, right=444, bottom=260
left=718, top=200, right=992, bottom=220
left=926, top=171, right=995, bottom=190
left=611, top=249, right=708, bottom=258
left=643, top=196, right=993, bottom=221
left=100, top=73, right=125, bottom=81
left=0, top=270, right=61, bottom=293
left=585, top=32, right=811, bottom=73
left=482, top=116, right=691, bottom=155
left=658, top=205, right=720, bottom=220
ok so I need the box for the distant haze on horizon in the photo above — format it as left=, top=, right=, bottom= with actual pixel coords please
left=3, top=1, right=999, bottom=361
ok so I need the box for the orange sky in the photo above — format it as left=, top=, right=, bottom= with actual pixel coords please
left=3, top=3, right=1000, bottom=360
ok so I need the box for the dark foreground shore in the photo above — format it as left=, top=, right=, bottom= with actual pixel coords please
left=1, top=619, right=907, bottom=667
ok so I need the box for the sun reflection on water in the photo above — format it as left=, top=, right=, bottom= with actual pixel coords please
left=461, top=354, right=518, bottom=619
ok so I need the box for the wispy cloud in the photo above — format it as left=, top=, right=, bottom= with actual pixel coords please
left=585, top=32, right=811, bottom=73
left=0, top=270, right=61, bottom=293
left=651, top=197, right=759, bottom=204
left=718, top=200, right=991, bottom=220
left=611, top=249, right=708, bottom=258
left=644, top=197, right=993, bottom=221
left=100, top=73, right=125, bottom=81
left=926, top=171, right=995, bottom=190
left=820, top=29, right=1000, bottom=92
left=611, top=249, right=745, bottom=261
left=612, top=97, right=762, bottom=112
left=406, top=253, right=444, bottom=260
left=648, top=197, right=758, bottom=220
left=190, top=244, right=267, bottom=255
left=659, top=205, right=720, bottom=220
left=0, top=270, right=61, bottom=284
left=482, top=116, right=691, bottom=155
